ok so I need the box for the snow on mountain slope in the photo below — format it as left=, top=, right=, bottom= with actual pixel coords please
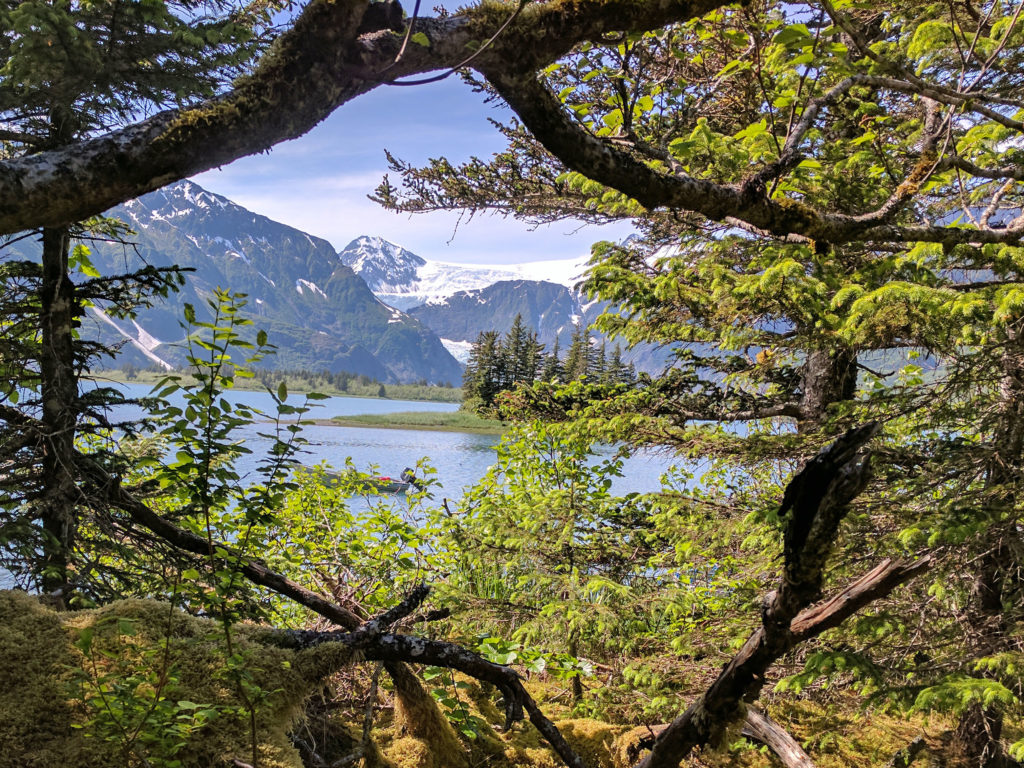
left=82, top=182, right=465, bottom=383
left=440, top=338, right=475, bottom=364
left=338, top=235, right=588, bottom=310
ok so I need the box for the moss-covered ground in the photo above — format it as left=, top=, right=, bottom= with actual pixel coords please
left=1, top=591, right=980, bottom=768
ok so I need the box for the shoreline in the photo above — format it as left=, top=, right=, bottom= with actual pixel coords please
left=311, top=418, right=505, bottom=435
left=311, top=409, right=506, bottom=435
left=95, top=368, right=463, bottom=405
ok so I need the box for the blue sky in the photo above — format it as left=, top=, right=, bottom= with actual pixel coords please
left=195, top=77, right=634, bottom=265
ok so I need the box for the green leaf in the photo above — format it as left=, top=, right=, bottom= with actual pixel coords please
left=117, top=618, right=136, bottom=636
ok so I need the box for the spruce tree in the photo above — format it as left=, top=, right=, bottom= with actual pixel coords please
left=562, top=321, right=590, bottom=381
left=500, top=313, right=529, bottom=388
left=463, top=330, right=502, bottom=409
left=541, top=337, right=563, bottom=383
left=371, top=2, right=1024, bottom=760
left=0, top=1, right=263, bottom=602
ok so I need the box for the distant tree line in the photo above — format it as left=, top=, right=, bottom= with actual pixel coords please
left=463, top=314, right=636, bottom=409
left=115, top=362, right=460, bottom=402
left=254, top=367, right=389, bottom=393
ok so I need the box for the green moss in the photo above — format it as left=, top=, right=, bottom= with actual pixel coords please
left=0, top=591, right=102, bottom=768
left=554, top=719, right=625, bottom=768
left=0, top=591, right=367, bottom=768
left=385, top=735, right=436, bottom=768
left=389, top=686, right=469, bottom=768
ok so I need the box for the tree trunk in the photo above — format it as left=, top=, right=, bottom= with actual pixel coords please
left=635, top=706, right=818, bottom=768
left=568, top=635, right=584, bottom=704
left=957, top=324, right=1024, bottom=768
left=37, top=225, right=81, bottom=604
left=956, top=703, right=1008, bottom=768
left=389, top=660, right=469, bottom=767
left=741, top=706, right=817, bottom=768
left=798, top=347, right=857, bottom=431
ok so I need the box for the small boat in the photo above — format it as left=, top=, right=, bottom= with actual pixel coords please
left=319, top=467, right=422, bottom=494
left=363, top=476, right=412, bottom=494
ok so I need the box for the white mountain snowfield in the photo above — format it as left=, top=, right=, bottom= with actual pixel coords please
left=103, top=185, right=604, bottom=374
left=439, top=338, right=475, bottom=364
left=338, top=235, right=589, bottom=310
left=88, top=308, right=174, bottom=370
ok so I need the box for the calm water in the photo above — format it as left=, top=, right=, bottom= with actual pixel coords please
left=0, top=383, right=677, bottom=589
left=109, top=382, right=677, bottom=500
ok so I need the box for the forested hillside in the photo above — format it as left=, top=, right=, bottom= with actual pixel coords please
left=2, top=1, right=1024, bottom=768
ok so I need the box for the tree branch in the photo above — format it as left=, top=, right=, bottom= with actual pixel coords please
left=0, top=0, right=727, bottom=235
left=482, top=71, right=1024, bottom=248
left=72, top=451, right=590, bottom=768
left=742, top=707, right=817, bottom=768
left=632, top=424, right=933, bottom=768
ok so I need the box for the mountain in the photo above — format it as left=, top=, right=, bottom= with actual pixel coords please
left=409, top=280, right=584, bottom=349
left=4, top=183, right=663, bottom=380
left=340, top=235, right=672, bottom=371
left=28, top=182, right=463, bottom=384
left=338, top=235, right=586, bottom=310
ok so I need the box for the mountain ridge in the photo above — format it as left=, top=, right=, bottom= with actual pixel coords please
left=63, top=182, right=463, bottom=384
left=338, top=234, right=587, bottom=311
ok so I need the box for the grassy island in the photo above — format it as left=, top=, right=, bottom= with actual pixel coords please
left=326, top=410, right=505, bottom=434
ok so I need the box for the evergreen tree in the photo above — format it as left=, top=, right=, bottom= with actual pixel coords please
left=590, top=340, right=607, bottom=382
left=462, top=330, right=502, bottom=409
left=371, top=2, right=1024, bottom=761
left=607, top=344, right=633, bottom=385
left=0, top=1, right=264, bottom=602
left=499, top=313, right=530, bottom=389
left=501, top=314, right=545, bottom=387
left=562, top=322, right=590, bottom=381
left=540, top=337, right=563, bottom=383
left=521, top=329, right=544, bottom=385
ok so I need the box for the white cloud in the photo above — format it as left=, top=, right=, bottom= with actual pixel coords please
left=193, top=78, right=638, bottom=265
left=196, top=166, right=633, bottom=265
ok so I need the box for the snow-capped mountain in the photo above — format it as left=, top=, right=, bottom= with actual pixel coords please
left=3, top=182, right=464, bottom=384
left=338, top=234, right=671, bottom=372
left=338, top=235, right=587, bottom=310
left=3, top=179, right=668, bottom=379
left=409, top=280, right=585, bottom=348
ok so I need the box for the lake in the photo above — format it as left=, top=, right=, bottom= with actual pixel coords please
left=109, top=382, right=679, bottom=500
left=0, top=382, right=680, bottom=589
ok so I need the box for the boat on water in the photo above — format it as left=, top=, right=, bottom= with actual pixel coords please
left=319, top=467, right=422, bottom=494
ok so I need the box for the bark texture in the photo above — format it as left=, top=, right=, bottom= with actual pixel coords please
left=38, top=226, right=81, bottom=601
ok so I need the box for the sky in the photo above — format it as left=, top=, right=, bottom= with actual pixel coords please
left=194, top=76, right=634, bottom=265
